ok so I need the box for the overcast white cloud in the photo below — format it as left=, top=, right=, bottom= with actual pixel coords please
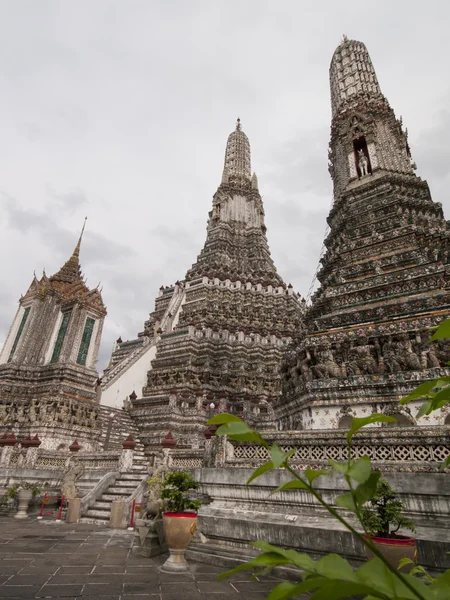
left=0, top=0, right=449, bottom=368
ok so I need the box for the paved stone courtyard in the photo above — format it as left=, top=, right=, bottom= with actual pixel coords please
left=0, top=517, right=306, bottom=599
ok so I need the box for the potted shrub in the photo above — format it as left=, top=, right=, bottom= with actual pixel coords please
left=12, top=482, right=42, bottom=520
left=361, top=478, right=417, bottom=570
left=160, top=471, right=201, bottom=572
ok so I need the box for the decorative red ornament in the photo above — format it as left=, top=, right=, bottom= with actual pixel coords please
left=69, top=440, right=81, bottom=452
left=122, top=434, right=136, bottom=450
left=20, top=435, right=33, bottom=448
left=2, top=433, right=17, bottom=447
left=161, top=430, right=177, bottom=449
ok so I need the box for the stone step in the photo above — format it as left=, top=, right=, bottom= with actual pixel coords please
left=119, top=473, right=145, bottom=481
left=102, top=493, right=126, bottom=502
left=93, top=501, right=112, bottom=510
left=114, top=480, right=139, bottom=488
left=107, top=487, right=135, bottom=495
left=79, top=516, right=109, bottom=525
left=85, top=508, right=111, bottom=519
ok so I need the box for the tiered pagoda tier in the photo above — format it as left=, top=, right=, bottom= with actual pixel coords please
left=277, top=38, right=450, bottom=431
left=0, top=223, right=107, bottom=450
left=106, top=121, right=304, bottom=450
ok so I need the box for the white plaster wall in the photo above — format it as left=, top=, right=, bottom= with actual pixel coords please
left=44, top=310, right=63, bottom=364
left=0, top=305, right=22, bottom=364
left=101, top=344, right=157, bottom=409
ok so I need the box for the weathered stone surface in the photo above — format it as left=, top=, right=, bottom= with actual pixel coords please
left=277, top=38, right=450, bottom=430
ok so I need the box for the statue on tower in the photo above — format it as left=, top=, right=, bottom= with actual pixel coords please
left=357, top=149, right=369, bottom=177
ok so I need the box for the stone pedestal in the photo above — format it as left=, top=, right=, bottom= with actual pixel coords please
left=109, top=500, right=125, bottom=528
left=132, top=518, right=167, bottom=557
left=14, top=489, right=32, bottom=520
left=65, top=498, right=81, bottom=524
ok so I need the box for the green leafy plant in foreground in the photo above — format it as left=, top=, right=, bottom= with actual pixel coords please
left=208, top=412, right=450, bottom=599
left=160, top=470, right=201, bottom=513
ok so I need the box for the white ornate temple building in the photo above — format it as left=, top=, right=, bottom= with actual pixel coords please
left=0, top=225, right=106, bottom=450
left=101, top=120, right=305, bottom=447
left=277, top=37, right=450, bottom=430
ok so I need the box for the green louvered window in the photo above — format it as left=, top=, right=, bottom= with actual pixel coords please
left=77, top=317, right=95, bottom=366
left=8, top=307, right=31, bottom=361
left=50, top=311, right=71, bottom=364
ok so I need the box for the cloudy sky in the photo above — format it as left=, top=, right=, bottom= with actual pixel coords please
left=0, top=1, right=449, bottom=369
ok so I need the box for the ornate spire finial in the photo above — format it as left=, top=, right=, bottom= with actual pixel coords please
left=224, top=119, right=251, bottom=180
left=73, top=217, right=87, bottom=258
left=342, top=34, right=348, bottom=43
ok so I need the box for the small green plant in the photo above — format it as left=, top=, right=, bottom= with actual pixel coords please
left=4, top=482, right=42, bottom=500
left=6, top=483, right=20, bottom=500
left=160, top=471, right=201, bottom=513
left=21, top=482, right=42, bottom=497
left=361, top=478, right=415, bottom=538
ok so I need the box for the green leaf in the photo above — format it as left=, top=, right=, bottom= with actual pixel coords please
left=440, top=455, right=450, bottom=471
left=416, top=399, right=434, bottom=419
left=356, top=558, right=397, bottom=597
left=271, top=444, right=294, bottom=468
left=207, top=413, right=245, bottom=425
left=348, top=456, right=372, bottom=483
left=247, top=461, right=274, bottom=484
left=400, top=377, right=450, bottom=404
left=397, top=557, right=415, bottom=571
left=429, top=569, right=450, bottom=599
left=217, top=552, right=290, bottom=580
left=215, top=421, right=267, bottom=446
left=309, top=582, right=380, bottom=600
left=328, top=459, right=349, bottom=474
left=305, top=469, right=331, bottom=484
left=315, top=553, right=357, bottom=581
left=272, top=479, right=310, bottom=494
left=335, top=492, right=356, bottom=513
left=268, top=580, right=326, bottom=600
left=347, top=415, right=397, bottom=443
left=355, top=472, right=381, bottom=505
left=251, top=541, right=316, bottom=571
left=430, top=318, right=450, bottom=341
left=430, top=384, right=450, bottom=407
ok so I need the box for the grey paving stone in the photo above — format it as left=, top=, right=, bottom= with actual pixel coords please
left=82, top=583, right=123, bottom=595
left=123, top=596, right=161, bottom=599
left=160, top=592, right=202, bottom=600
left=125, top=581, right=161, bottom=594
left=158, top=572, right=195, bottom=582
left=0, top=586, right=42, bottom=598
left=232, top=581, right=278, bottom=593
left=91, top=566, right=126, bottom=574
left=197, top=580, right=239, bottom=593
left=7, top=574, right=52, bottom=586
left=0, top=565, right=24, bottom=575
left=57, top=567, right=93, bottom=575
left=36, top=584, right=84, bottom=597
left=48, top=574, right=91, bottom=585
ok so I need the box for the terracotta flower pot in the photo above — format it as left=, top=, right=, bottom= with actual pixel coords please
left=363, top=534, right=417, bottom=571
left=161, top=512, right=197, bottom=572
left=14, top=489, right=32, bottom=520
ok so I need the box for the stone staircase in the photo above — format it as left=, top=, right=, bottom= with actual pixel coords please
left=80, top=406, right=149, bottom=524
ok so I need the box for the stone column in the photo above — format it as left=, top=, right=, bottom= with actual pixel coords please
left=119, top=449, right=134, bottom=472
left=66, top=498, right=81, bottom=523
left=25, top=447, right=40, bottom=469
left=0, top=446, right=14, bottom=467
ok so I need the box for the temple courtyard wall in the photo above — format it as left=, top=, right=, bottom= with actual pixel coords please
left=189, top=467, right=450, bottom=574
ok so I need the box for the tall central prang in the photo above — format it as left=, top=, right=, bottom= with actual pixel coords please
left=102, top=120, right=304, bottom=451
left=277, top=38, right=450, bottom=430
